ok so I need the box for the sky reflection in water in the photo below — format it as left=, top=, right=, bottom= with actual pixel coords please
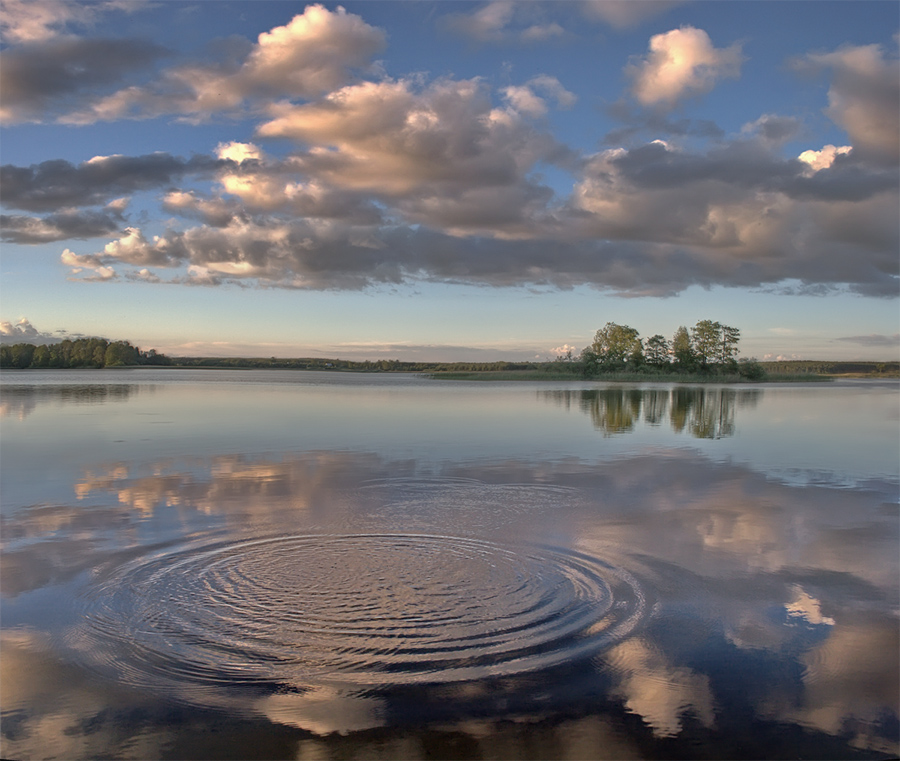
left=0, top=370, right=897, bottom=760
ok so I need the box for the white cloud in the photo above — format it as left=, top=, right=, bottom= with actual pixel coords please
left=61, top=248, right=117, bottom=280
left=627, top=26, right=743, bottom=107
left=503, top=75, right=577, bottom=116
left=798, top=144, right=853, bottom=173
left=0, top=318, right=43, bottom=343
left=215, top=142, right=264, bottom=164
left=100, top=227, right=177, bottom=267
left=503, top=85, right=549, bottom=117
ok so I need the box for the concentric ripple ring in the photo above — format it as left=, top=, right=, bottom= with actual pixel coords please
left=72, top=534, right=647, bottom=691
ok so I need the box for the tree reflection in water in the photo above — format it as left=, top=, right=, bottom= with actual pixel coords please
left=541, top=387, right=762, bottom=439
left=0, top=384, right=143, bottom=420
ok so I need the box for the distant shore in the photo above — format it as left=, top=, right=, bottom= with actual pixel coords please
left=3, top=363, right=897, bottom=383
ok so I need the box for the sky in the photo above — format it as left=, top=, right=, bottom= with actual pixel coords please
left=0, top=0, right=898, bottom=361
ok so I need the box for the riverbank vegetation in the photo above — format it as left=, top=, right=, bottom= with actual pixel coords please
left=2, top=334, right=896, bottom=379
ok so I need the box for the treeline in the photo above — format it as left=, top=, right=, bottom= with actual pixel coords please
left=576, top=320, right=763, bottom=379
left=169, top=356, right=540, bottom=373
left=0, top=338, right=172, bottom=369
left=761, top=360, right=899, bottom=376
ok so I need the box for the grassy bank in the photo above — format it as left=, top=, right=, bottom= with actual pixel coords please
left=428, top=370, right=835, bottom=383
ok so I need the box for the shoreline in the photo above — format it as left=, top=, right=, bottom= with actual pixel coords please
left=3, top=365, right=898, bottom=383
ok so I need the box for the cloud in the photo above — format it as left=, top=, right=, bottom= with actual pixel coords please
left=161, top=191, right=243, bottom=228
left=0, top=207, right=125, bottom=243
left=603, top=102, right=725, bottom=144
left=255, top=77, right=570, bottom=235
left=0, top=153, right=226, bottom=212
left=741, top=114, right=804, bottom=144
left=582, top=0, right=684, bottom=29
left=442, top=1, right=565, bottom=44
left=0, top=37, right=168, bottom=124
left=0, top=0, right=145, bottom=44
left=627, top=26, right=743, bottom=107
left=61, top=249, right=117, bottom=280
left=798, top=43, right=900, bottom=161
left=57, top=133, right=898, bottom=297
left=568, top=139, right=898, bottom=295
left=834, top=333, right=900, bottom=348
left=203, top=146, right=386, bottom=225
left=0, top=318, right=63, bottom=345
left=503, top=75, right=577, bottom=116
left=56, top=5, right=386, bottom=124
left=797, top=144, right=853, bottom=173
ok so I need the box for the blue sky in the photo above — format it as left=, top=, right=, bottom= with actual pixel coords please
left=1, top=0, right=897, bottom=361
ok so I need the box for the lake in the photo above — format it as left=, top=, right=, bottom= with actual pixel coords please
left=1, top=369, right=897, bottom=760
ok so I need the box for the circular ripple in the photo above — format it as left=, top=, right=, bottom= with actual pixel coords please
left=71, top=534, right=646, bottom=693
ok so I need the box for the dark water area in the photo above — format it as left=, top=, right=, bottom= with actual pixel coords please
left=1, top=370, right=898, bottom=760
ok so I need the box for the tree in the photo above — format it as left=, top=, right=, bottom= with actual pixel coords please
left=719, top=325, right=740, bottom=364
left=672, top=326, right=694, bottom=368
left=31, top=345, right=50, bottom=368
left=627, top=339, right=645, bottom=369
left=103, top=341, right=139, bottom=367
left=691, top=320, right=722, bottom=367
left=645, top=334, right=670, bottom=366
left=590, top=322, right=642, bottom=369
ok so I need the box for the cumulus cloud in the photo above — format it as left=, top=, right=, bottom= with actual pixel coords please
left=568, top=139, right=898, bottom=295
left=798, top=144, right=853, bottom=173
left=797, top=43, right=900, bottom=161
left=255, top=77, right=570, bottom=236
left=53, top=131, right=897, bottom=297
left=61, top=248, right=117, bottom=280
left=161, top=191, right=243, bottom=228
left=627, top=26, right=743, bottom=107
left=503, top=75, right=577, bottom=116
left=0, top=318, right=64, bottom=345
left=0, top=37, right=168, bottom=124
left=0, top=153, right=226, bottom=212
left=1, top=206, right=125, bottom=243
left=57, top=5, right=386, bottom=124
left=208, top=155, right=385, bottom=225
left=2, top=9, right=895, bottom=301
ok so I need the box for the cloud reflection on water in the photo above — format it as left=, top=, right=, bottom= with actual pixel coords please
left=1, top=447, right=896, bottom=756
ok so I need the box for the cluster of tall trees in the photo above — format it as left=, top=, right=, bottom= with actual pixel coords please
left=580, top=320, right=760, bottom=377
left=0, top=338, right=172, bottom=369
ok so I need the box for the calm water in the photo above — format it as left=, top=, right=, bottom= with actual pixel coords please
left=1, top=369, right=898, bottom=760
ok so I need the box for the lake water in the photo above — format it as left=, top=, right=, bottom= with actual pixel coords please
left=1, top=369, right=898, bottom=760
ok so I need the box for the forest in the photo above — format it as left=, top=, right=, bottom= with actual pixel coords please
left=0, top=338, right=172, bottom=369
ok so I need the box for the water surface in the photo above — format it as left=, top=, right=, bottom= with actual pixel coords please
left=1, top=370, right=897, bottom=759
